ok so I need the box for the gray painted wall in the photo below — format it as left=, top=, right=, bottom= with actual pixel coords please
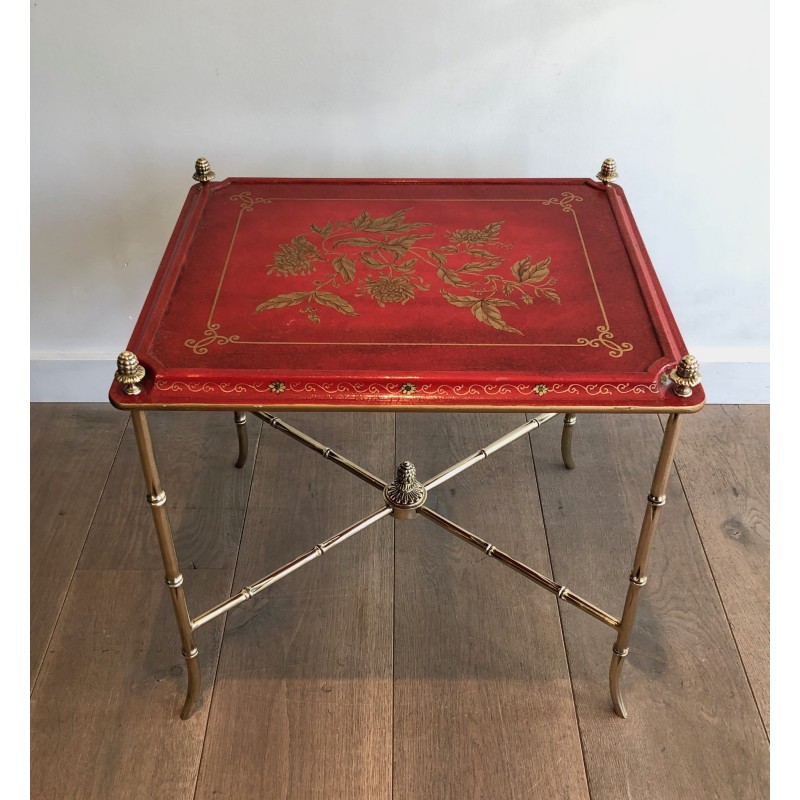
left=31, top=1, right=768, bottom=402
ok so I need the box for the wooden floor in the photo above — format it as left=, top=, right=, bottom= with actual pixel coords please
left=30, top=404, right=769, bottom=799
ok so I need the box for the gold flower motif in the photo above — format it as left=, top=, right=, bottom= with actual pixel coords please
left=269, top=381, right=286, bottom=393
left=269, top=235, right=320, bottom=276
left=446, top=221, right=503, bottom=246
left=533, top=384, right=548, bottom=396
left=361, top=275, right=416, bottom=307
left=400, top=383, right=417, bottom=395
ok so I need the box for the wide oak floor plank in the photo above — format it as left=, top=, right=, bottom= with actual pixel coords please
left=533, top=413, right=769, bottom=800
left=194, top=413, right=395, bottom=800
left=393, top=413, right=590, bottom=800
left=669, top=405, right=769, bottom=731
left=30, top=405, right=769, bottom=799
left=30, top=569, right=230, bottom=800
left=30, top=403, right=127, bottom=687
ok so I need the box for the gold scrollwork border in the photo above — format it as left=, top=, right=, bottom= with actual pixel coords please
left=229, top=192, right=273, bottom=212
left=154, top=379, right=660, bottom=398
left=185, top=324, right=240, bottom=355
left=576, top=325, right=633, bottom=358
left=542, top=192, right=583, bottom=212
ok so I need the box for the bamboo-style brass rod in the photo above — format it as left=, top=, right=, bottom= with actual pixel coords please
left=252, top=411, right=387, bottom=490
left=424, top=412, right=558, bottom=491
left=610, top=412, right=684, bottom=718
left=418, top=506, right=620, bottom=629
left=131, top=409, right=200, bottom=719
left=191, top=506, right=392, bottom=630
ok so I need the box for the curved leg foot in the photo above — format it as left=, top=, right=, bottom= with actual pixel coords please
left=180, top=648, right=202, bottom=720
left=233, top=411, right=248, bottom=469
left=561, top=413, right=577, bottom=469
left=609, top=647, right=628, bottom=718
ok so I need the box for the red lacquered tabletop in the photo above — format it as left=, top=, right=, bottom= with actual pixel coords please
left=109, top=176, right=704, bottom=412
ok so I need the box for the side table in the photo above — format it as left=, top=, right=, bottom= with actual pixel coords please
left=109, top=158, right=704, bottom=719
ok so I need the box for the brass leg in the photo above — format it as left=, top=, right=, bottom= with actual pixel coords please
left=130, top=410, right=200, bottom=720
left=609, top=413, right=683, bottom=718
left=561, top=413, right=577, bottom=469
left=233, top=411, right=248, bottom=468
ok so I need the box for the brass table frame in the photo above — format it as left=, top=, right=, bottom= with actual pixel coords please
left=128, top=402, right=685, bottom=721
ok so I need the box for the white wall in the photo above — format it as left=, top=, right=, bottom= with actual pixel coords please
left=31, top=0, right=768, bottom=402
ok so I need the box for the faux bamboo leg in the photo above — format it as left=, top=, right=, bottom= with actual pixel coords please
left=233, top=411, right=248, bottom=469
left=130, top=410, right=200, bottom=720
left=561, top=413, right=577, bottom=469
left=609, top=413, right=683, bottom=718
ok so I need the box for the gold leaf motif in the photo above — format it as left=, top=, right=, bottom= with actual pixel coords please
left=526, top=259, right=551, bottom=283
left=351, top=210, right=369, bottom=229
left=393, top=258, right=417, bottom=273
left=441, top=290, right=481, bottom=308
left=312, top=291, right=358, bottom=316
left=333, top=255, right=356, bottom=283
left=255, top=292, right=312, bottom=312
left=255, top=290, right=357, bottom=322
left=542, top=288, right=560, bottom=304
left=355, top=209, right=428, bottom=233
left=460, top=261, right=497, bottom=273
left=333, top=237, right=376, bottom=249
left=512, top=256, right=550, bottom=283
left=471, top=299, right=522, bottom=335
left=310, top=221, right=333, bottom=237
left=437, top=266, right=472, bottom=287
left=389, top=234, right=431, bottom=250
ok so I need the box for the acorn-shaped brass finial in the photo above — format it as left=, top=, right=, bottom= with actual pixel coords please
left=669, top=354, right=701, bottom=397
left=384, top=460, right=427, bottom=517
left=596, top=158, right=618, bottom=184
left=193, top=157, right=215, bottom=183
left=115, top=351, right=146, bottom=396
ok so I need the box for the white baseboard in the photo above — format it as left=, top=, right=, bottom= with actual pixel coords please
left=29, top=354, right=770, bottom=404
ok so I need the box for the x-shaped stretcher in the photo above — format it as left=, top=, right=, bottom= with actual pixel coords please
left=130, top=406, right=683, bottom=720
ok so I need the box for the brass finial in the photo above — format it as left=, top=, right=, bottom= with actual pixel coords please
left=115, top=351, right=146, bottom=396
left=384, top=460, right=427, bottom=518
left=193, top=157, right=215, bottom=183
left=669, top=354, right=701, bottom=397
left=596, top=158, right=618, bottom=184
